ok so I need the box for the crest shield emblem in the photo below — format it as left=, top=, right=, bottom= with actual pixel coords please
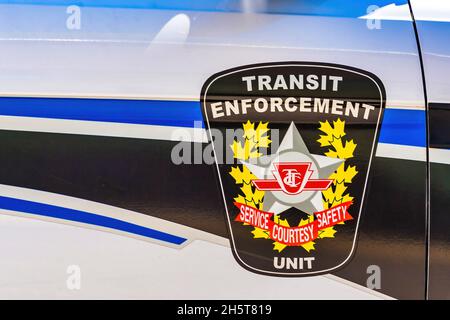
left=201, top=62, right=385, bottom=276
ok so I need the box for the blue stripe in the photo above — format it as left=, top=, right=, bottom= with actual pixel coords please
left=0, top=196, right=187, bottom=245
left=0, top=97, right=203, bottom=128
left=0, top=0, right=408, bottom=17
left=0, top=97, right=425, bottom=147
left=379, top=109, right=426, bottom=147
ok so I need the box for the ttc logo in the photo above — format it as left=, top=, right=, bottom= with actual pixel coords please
left=253, top=162, right=333, bottom=195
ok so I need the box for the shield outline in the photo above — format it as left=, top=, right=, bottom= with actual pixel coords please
left=200, top=62, right=386, bottom=277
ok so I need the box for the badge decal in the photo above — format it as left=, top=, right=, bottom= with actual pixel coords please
left=201, top=62, right=385, bottom=276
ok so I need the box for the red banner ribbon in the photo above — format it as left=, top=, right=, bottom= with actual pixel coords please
left=234, top=201, right=353, bottom=246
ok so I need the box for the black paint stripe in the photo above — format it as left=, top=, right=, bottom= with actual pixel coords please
left=428, top=163, right=450, bottom=299
left=428, top=103, right=450, bottom=299
left=336, top=157, right=427, bottom=300
left=0, top=130, right=227, bottom=238
left=429, top=103, right=450, bottom=150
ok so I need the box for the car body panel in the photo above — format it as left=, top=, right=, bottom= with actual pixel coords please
left=0, top=0, right=436, bottom=299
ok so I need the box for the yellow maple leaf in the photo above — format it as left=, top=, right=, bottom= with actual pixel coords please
left=252, top=189, right=265, bottom=205
left=273, top=242, right=287, bottom=252
left=322, top=186, right=335, bottom=203
left=243, top=121, right=256, bottom=139
left=240, top=183, right=254, bottom=198
left=326, top=139, right=357, bottom=159
left=245, top=198, right=261, bottom=209
left=234, top=195, right=246, bottom=204
left=344, top=166, right=358, bottom=183
left=333, top=182, right=348, bottom=200
left=343, top=194, right=354, bottom=202
left=317, top=134, right=332, bottom=147
left=317, top=121, right=333, bottom=146
left=252, top=227, right=269, bottom=239
left=331, top=118, right=346, bottom=139
left=255, top=122, right=269, bottom=139
left=274, top=216, right=289, bottom=227
left=301, top=241, right=316, bottom=252
left=242, top=166, right=257, bottom=184
left=318, top=117, right=358, bottom=249
left=257, top=136, right=271, bottom=148
left=230, top=139, right=261, bottom=160
left=229, top=166, right=244, bottom=184
left=318, top=119, right=346, bottom=147
left=230, top=140, right=248, bottom=160
left=318, top=227, right=337, bottom=239
left=299, top=216, right=314, bottom=226
left=329, top=164, right=358, bottom=184
left=244, top=121, right=270, bottom=143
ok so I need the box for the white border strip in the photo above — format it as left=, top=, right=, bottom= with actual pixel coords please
left=429, top=148, right=450, bottom=165
left=0, top=115, right=207, bottom=143
left=376, top=143, right=426, bottom=162
left=385, top=103, right=424, bottom=110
